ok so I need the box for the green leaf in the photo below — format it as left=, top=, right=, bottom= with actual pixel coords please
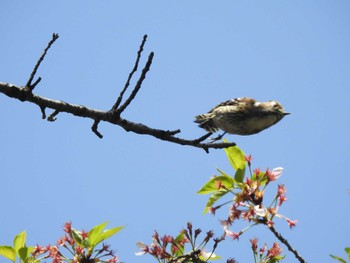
left=18, top=246, right=34, bottom=261
left=197, top=175, right=234, bottom=194
left=216, top=168, right=231, bottom=177
left=88, top=222, right=109, bottom=246
left=345, top=247, right=350, bottom=261
left=234, top=168, right=245, bottom=183
left=330, top=254, right=347, bottom=263
left=92, top=226, right=124, bottom=247
left=13, top=231, right=26, bottom=256
left=71, top=228, right=83, bottom=245
left=203, top=189, right=230, bottom=214
left=172, top=232, right=185, bottom=257
left=82, top=238, right=91, bottom=249
left=223, top=143, right=246, bottom=171
left=0, top=246, right=16, bottom=262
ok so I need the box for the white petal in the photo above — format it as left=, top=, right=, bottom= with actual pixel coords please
left=254, top=205, right=266, bottom=216
left=136, top=242, right=147, bottom=249
left=272, top=167, right=284, bottom=177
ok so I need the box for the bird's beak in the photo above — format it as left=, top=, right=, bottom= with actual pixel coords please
left=283, top=112, right=290, bottom=116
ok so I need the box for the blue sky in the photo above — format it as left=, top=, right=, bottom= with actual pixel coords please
left=1, top=1, right=349, bottom=262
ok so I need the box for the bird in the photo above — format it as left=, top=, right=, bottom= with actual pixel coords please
left=194, top=97, right=289, bottom=140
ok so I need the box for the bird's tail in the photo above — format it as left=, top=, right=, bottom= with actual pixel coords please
left=194, top=113, right=218, bottom=133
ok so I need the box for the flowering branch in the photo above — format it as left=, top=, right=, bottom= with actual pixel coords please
left=136, top=222, right=224, bottom=263
left=0, top=34, right=236, bottom=152
left=265, top=222, right=306, bottom=263
left=197, top=144, right=306, bottom=262
left=32, top=221, right=123, bottom=263
left=0, top=221, right=123, bottom=263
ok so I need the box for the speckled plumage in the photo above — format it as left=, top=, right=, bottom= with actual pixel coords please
left=195, top=97, right=289, bottom=135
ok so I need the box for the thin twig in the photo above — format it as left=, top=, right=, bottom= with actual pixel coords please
left=115, top=52, right=154, bottom=115
left=267, top=224, right=306, bottom=263
left=112, top=34, right=148, bottom=110
left=92, top=120, right=103, bottom=138
left=26, top=33, right=59, bottom=90
left=193, top=132, right=213, bottom=144
left=30, top=77, right=42, bottom=90
left=40, top=105, right=46, bottom=119
left=48, top=109, right=60, bottom=122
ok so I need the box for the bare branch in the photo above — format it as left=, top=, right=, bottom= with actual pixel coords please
left=26, top=33, right=59, bottom=90
left=112, top=34, right=148, bottom=111
left=115, top=52, right=154, bottom=115
left=0, top=34, right=237, bottom=152
left=0, top=82, right=235, bottom=151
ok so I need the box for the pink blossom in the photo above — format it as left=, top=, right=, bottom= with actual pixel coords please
left=277, top=184, right=287, bottom=196
left=266, top=167, right=284, bottom=182
left=135, top=242, right=149, bottom=256
left=278, top=195, right=288, bottom=206
left=245, top=155, right=252, bottom=166
left=224, top=229, right=240, bottom=240
left=250, top=238, right=258, bottom=252
left=267, top=242, right=282, bottom=258
left=286, top=218, right=298, bottom=228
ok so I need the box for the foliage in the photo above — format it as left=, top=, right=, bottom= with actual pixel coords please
left=250, top=238, right=285, bottom=263
left=137, top=144, right=298, bottom=262
left=0, top=231, right=35, bottom=263
left=330, top=247, right=350, bottom=263
left=0, top=222, right=123, bottom=263
left=2, top=145, right=312, bottom=262
left=197, top=145, right=297, bottom=238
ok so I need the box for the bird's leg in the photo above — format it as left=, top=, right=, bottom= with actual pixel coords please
left=209, top=132, right=227, bottom=142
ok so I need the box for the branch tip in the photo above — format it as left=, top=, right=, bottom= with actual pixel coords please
left=30, top=77, right=42, bottom=90
left=193, top=132, right=213, bottom=144
left=112, top=34, right=149, bottom=111
left=168, top=129, right=181, bottom=136
left=40, top=105, right=46, bottom=119
left=26, top=33, right=59, bottom=89
left=115, top=50, right=154, bottom=115
left=48, top=110, right=60, bottom=122
left=92, top=120, right=103, bottom=139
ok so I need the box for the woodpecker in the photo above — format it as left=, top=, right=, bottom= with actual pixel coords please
left=195, top=97, right=289, bottom=137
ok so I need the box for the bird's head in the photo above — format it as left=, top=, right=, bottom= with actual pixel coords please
left=265, top=100, right=290, bottom=117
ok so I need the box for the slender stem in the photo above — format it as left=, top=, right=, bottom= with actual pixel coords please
left=26, top=33, right=59, bottom=89
left=268, top=225, right=306, bottom=263
left=112, top=34, right=148, bottom=110
left=115, top=52, right=154, bottom=115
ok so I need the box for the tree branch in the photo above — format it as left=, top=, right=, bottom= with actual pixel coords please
left=0, top=34, right=236, bottom=152
left=26, top=33, right=59, bottom=90
left=267, top=225, right=306, bottom=263
left=112, top=34, right=148, bottom=111
left=256, top=219, right=306, bottom=263
left=115, top=51, right=154, bottom=115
